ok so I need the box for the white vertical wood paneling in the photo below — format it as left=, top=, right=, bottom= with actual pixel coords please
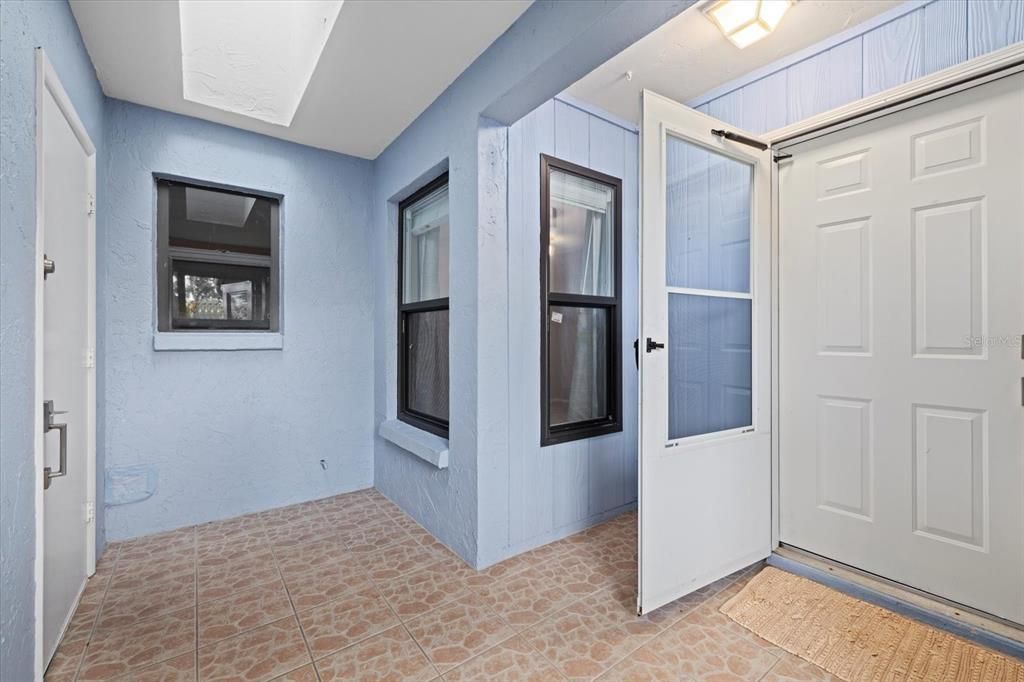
left=552, top=99, right=592, bottom=529
left=510, top=100, right=556, bottom=547
left=505, top=99, right=638, bottom=555
left=586, top=116, right=627, bottom=516
left=621, top=130, right=640, bottom=507
left=739, top=70, right=787, bottom=135
left=863, top=9, right=924, bottom=96
left=786, top=39, right=863, bottom=123
left=923, top=0, right=967, bottom=74
left=968, top=0, right=1024, bottom=58
left=703, top=0, right=1019, bottom=130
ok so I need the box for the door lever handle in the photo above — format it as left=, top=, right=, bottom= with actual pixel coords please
left=646, top=337, right=665, bottom=353
left=43, top=400, right=68, bottom=490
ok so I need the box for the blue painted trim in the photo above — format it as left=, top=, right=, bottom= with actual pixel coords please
left=767, top=554, right=1024, bottom=662
left=688, top=0, right=935, bottom=107
left=377, top=419, right=449, bottom=469
left=554, top=93, right=640, bottom=133
left=153, top=332, right=284, bottom=351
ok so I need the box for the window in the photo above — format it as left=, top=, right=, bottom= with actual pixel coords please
left=156, top=179, right=279, bottom=332
left=398, top=174, right=450, bottom=437
left=540, top=155, right=622, bottom=445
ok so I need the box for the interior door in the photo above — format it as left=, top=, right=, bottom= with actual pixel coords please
left=779, top=73, right=1024, bottom=624
left=638, top=90, right=772, bottom=614
left=41, top=61, right=94, bottom=664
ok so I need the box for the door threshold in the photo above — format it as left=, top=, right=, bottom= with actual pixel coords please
left=770, top=546, right=1024, bottom=661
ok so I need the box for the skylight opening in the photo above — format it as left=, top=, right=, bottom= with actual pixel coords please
left=179, top=0, right=343, bottom=127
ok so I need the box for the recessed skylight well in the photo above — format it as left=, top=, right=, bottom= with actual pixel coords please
left=179, top=0, right=343, bottom=126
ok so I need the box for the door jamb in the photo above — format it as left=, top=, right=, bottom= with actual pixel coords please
left=764, top=41, right=1024, bottom=551
left=34, top=47, right=97, bottom=682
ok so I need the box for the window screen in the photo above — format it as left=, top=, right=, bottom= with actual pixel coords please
left=541, top=156, right=622, bottom=446
left=398, top=174, right=450, bottom=437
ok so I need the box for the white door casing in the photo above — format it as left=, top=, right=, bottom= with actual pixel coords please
left=778, top=73, right=1024, bottom=624
left=35, top=48, right=97, bottom=673
left=639, top=90, right=772, bottom=614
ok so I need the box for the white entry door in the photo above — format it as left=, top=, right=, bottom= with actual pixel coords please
left=638, top=91, right=772, bottom=614
left=779, top=73, right=1024, bottom=624
left=38, top=51, right=97, bottom=666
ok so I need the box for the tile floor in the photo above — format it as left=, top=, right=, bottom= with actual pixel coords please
left=46, top=488, right=832, bottom=681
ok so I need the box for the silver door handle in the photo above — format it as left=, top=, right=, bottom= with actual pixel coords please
left=43, top=400, right=67, bottom=490
left=43, top=254, right=55, bottom=279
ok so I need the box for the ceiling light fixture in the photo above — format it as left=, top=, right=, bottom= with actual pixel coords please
left=179, top=0, right=343, bottom=127
left=703, top=0, right=794, bottom=49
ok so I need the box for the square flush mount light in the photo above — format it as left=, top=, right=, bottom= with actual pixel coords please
left=179, top=0, right=343, bottom=126
left=703, top=0, right=794, bottom=49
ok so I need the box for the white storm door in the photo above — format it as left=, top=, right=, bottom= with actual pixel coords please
left=779, top=72, right=1024, bottom=624
left=39, top=52, right=96, bottom=665
left=638, top=90, right=772, bottom=614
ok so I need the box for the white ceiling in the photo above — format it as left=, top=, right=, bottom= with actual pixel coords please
left=70, top=0, right=532, bottom=159
left=568, top=0, right=903, bottom=125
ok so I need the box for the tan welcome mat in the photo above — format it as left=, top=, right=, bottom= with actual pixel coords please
left=720, top=566, right=1024, bottom=681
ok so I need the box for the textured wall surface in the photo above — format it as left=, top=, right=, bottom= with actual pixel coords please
left=691, top=0, right=1024, bottom=132
left=102, top=100, right=375, bottom=540
left=371, top=0, right=693, bottom=567
left=477, top=98, right=640, bottom=566
left=0, top=1, right=106, bottom=678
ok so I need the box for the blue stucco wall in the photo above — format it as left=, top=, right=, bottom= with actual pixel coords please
left=371, top=0, right=694, bottom=567
left=101, top=100, right=375, bottom=540
left=0, top=1, right=106, bottom=678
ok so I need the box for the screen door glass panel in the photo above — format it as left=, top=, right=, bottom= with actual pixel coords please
left=668, top=295, right=752, bottom=438
left=665, top=135, right=753, bottom=439
left=666, top=136, right=751, bottom=293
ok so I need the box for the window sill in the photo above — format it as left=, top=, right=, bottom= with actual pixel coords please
left=153, top=332, right=283, bottom=351
left=378, top=419, right=449, bottom=469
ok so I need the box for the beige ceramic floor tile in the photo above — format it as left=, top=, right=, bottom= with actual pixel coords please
left=112, top=651, right=197, bottom=681
left=269, top=663, right=320, bottom=682
left=475, top=564, right=584, bottom=629
left=198, top=550, right=282, bottom=603
left=313, top=625, right=438, bottom=682
left=336, top=517, right=409, bottom=554
left=376, top=555, right=477, bottom=620
left=296, top=585, right=400, bottom=659
left=441, top=635, right=564, bottom=681
left=44, top=635, right=88, bottom=682
left=198, top=534, right=274, bottom=568
left=199, top=579, right=294, bottom=645
left=361, top=535, right=448, bottom=582
left=198, top=616, right=311, bottom=682
left=78, top=606, right=196, bottom=680
left=61, top=600, right=101, bottom=643
left=273, top=539, right=353, bottom=582
left=521, top=587, right=663, bottom=680
left=96, top=573, right=196, bottom=630
left=196, top=514, right=267, bottom=546
left=284, top=556, right=376, bottom=611
left=404, top=594, right=516, bottom=673
left=760, top=651, right=837, bottom=681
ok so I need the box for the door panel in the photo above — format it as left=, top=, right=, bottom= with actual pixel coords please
left=639, top=91, right=772, bottom=615
left=779, top=73, right=1024, bottom=624
left=41, top=74, right=93, bottom=663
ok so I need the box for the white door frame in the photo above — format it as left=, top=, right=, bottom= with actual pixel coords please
left=34, top=47, right=97, bottom=682
left=764, top=42, right=1024, bottom=550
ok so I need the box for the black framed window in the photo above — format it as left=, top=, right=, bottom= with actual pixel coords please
left=541, top=155, right=622, bottom=446
left=398, top=173, right=450, bottom=437
left=156, top=179, right=279, bottom=332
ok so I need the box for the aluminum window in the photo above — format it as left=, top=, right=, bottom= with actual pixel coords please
left=540, top=155, right=623, bottom=446
left=156, top=179, right=279, bottom=332
left=398, top=173, right=450, bottom=437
